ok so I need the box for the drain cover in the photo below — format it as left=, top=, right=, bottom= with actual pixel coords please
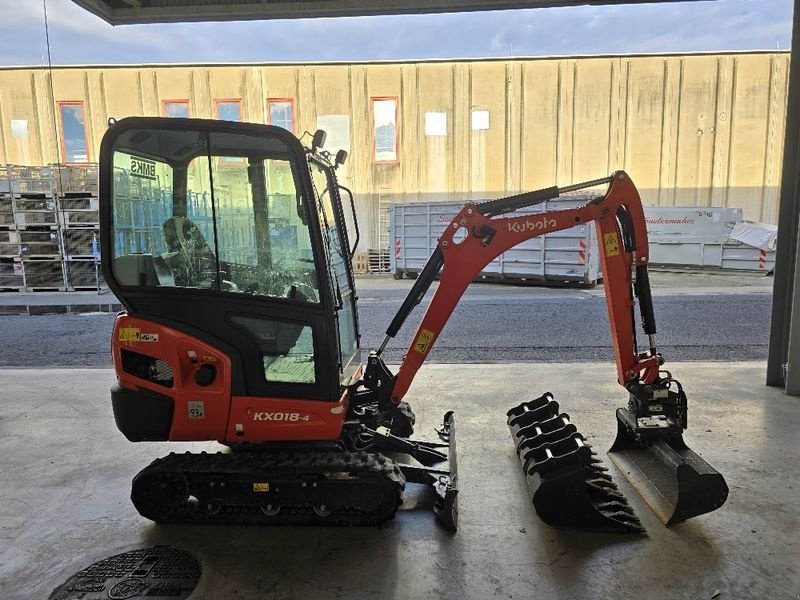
left=48, top=545, right=200, bottom=600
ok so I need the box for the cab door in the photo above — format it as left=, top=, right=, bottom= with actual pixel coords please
left=308, top=159, right=360, bottom=385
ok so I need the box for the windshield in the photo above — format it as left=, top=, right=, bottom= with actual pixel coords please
left=109, top=127, right=319, bottom=303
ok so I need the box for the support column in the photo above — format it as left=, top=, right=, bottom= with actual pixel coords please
left=767, top=0, right=800, bottom=392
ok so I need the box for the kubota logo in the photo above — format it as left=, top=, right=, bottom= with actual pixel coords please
left=508, top=217, right=557, bottom=233
left=252, top=412, right=310, bottom=422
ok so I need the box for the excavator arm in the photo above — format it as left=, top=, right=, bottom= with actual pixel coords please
left=385, top=171, right=659, bottom=403
left=361, top=171, right=727, bottom=533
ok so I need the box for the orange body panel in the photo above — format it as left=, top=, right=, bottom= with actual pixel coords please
left=112, top=314, right=348, bottom=442
left=227, top=393, right=348, bottom=441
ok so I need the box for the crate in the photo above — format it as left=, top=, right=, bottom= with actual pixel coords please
left=0, top=230, right=18, bottom=256
left=11, top=178, right=55, bottom=195
left=53, top=164, right=99, bottom=195
left=8, top=165, right=54, bottom=179
left=19, top=230, right=60, bottom=257
left=62, top=228, right=99, bottom=258
left=58, top=209, right=99, bottom=228
left=21, top=259, right=65, bottom=289
left=57, top=196, right=99, bottom=211
left=14, top=211, right=57, bottom=228
left=64, top=259, right=103, bottom=290
left=352, top=251, right=369, bottom=275
left=13, top=198, right=55, bottom=212
left=368, top=249, right=391, bottom=274
left=0, top=211, right=13, bottom=227
left=0, top=258, right=24, bottom=289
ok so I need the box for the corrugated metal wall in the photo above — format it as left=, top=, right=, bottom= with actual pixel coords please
left=0, top=52, right=789, bottom=251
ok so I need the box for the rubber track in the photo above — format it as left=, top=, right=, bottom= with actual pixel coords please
left=131, top=450, right=406, bottom=526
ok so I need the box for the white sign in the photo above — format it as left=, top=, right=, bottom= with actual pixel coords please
left=129, top=155, right=156, bottom=180
left=425, top=112, right=447, bottom=136
left=11, top=120, right=28, bottom=138
left=471, top=110, right=490, bottom=131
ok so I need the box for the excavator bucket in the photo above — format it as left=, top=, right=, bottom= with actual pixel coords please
left=608, top=408, right=729, bottom=525
left=507, top=393, right=644, bottom=533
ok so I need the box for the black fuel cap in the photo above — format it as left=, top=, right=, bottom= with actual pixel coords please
left=194, top=364, right=217, bottom=386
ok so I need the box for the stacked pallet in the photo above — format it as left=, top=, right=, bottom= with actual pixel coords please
left=352, top=251, right=369, bottom=275
left=57, top=165, right=101, bottom=290
left=0, top=166, right=62, bottom=291
left=0, top=174, right=25, bottom=289
left=0, top=164, right=101, bottom=292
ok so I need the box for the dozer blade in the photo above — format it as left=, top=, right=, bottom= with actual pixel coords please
left=382, top=411, right=459, bottom=532
left=507, top=393, right=644, bottom=534
left=608, top=408, right=728, bottom=525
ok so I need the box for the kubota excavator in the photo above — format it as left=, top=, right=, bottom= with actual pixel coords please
left=100, top=116, right=727, bottom=534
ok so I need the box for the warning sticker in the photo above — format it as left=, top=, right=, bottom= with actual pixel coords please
left=414, top=328, right=435, bottom=354
left=253, top=483, right=270, bottom=492
left=603, top=232, right=621, bottom=257
left=118, top=327, right=140, bottom=342
left=140, top=333, right=159, bottom=343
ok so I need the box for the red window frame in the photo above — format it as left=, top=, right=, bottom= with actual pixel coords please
left=213, top=99, right=244, bottom=166
left=57, top=101, right=90, bottom=164
left=214, top=98, right=242, bottom=121
left=266, top=98, right=296, bottom=133
left=370, top=96, right=400, bottom=164
left=161, top=99, right=191, bottom=118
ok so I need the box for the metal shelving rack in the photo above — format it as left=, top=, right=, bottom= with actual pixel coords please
left=0, top=163, right=103, bottom=292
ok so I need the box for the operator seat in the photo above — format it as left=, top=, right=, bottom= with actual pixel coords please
left=162, top=216, right=217, bottom=287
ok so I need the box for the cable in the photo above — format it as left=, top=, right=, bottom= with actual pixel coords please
left=43, top=0, right=73, bottom=288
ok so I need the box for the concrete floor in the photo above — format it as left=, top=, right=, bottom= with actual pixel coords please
left=1, top=362, right=798, bottom=599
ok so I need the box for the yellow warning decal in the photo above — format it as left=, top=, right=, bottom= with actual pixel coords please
left=414, top=328, right=435, bottom=354
left=603, top=232, right=621, bottom=257
left=253, top=483, right=270, bottom=492
left=118, top=327, right=140, bottom=342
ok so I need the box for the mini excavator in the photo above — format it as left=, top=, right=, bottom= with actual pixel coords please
left=100, top=117, right=727, bottom=534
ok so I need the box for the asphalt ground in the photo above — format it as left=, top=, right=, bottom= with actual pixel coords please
left=0, top=270, right=773, bottom=367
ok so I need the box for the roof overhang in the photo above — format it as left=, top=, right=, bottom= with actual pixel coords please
left=71, top=0, right=690, bottom=25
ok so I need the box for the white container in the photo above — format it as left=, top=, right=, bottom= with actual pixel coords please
left=390, top=195, right=600, bottom=286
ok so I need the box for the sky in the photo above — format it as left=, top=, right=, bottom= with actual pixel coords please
left=0, top=0, right=793, bottom=66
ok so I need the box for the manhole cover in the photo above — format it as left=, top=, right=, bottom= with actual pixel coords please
left=48, top=545, right=200, bottom=600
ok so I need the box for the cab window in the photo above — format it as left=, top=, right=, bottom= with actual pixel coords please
left=109, top=127, right=320, bottom=304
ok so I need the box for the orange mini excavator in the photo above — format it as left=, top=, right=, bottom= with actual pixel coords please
left=100, top=117, right=727, bottom=534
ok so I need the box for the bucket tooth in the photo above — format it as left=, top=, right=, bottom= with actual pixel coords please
left=507, top=394, right=643, bottom=534
left=608, top=407, right=729, bottom=525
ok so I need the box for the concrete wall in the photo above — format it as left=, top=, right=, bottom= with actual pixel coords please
left=0, top=52, right=789, bottom=250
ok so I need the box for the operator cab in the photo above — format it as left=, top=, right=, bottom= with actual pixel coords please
left=100, top=117, right=359, bottom=402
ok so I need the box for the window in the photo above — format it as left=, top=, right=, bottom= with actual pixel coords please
left=162, top=100, right=190, bottom=118
left=472, top=110, right=490, bottom=131
left=425, top=112, right=448, bottom=136
left=371, top=98, right=398, bottom=162
left=267, top=99, right=295, bottom=133
left=214, top=100, right=244, bottom=164
left=109, top=127, right=319, bottom=302
left=58, top=102, right=89, bottom=163
left=215, top=99, right=242, bottom=122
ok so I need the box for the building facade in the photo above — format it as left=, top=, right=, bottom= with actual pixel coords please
left=0, top=51, right=789, bottom=251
